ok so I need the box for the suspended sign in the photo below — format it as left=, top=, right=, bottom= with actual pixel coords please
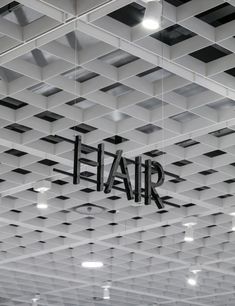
left=54, top=136, right=165, bottom=209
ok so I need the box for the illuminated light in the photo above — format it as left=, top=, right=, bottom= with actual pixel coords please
left=184, top=226, right=194, bottom=242
left=102, top=281, right=111, bottom=300
left=232, top=216, right=235, bottom=231
left=142, top=18, right=160, bottom=30
left=142, top=0, right=162, bottom=30
left=187, top=276, right=197, bottom=286
left=187, top=267, right=201, bottom=286
left=37, top=193, right=48, bottom=210
left=182, top=217, right=197, bottom=243
left=103, top=288, right=110, bottom=300
left=81, top=261, right=103, bottom=268
left=32, top=294, right=40, bottom=306
left=34, top=181, right=51, bottom=210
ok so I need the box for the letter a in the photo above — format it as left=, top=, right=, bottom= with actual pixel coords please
left=104, top=150, right=134, bottom=200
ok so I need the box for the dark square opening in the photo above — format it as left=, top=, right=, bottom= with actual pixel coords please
left=190, top=44, right=231, bottom=63
left=170, top=177, right=186, bottom=184
left=5, top=149, right=27, bottom=157
left=71, top=123, right=97, bottom=134
left=104, top=135, right=128, bottom=144
left=107, top=196, right=121, bottom=200
left=218, top=194, right=233, bottom=199
left=38, top=159, right=58, bottom=166
left=41, top=135, right=64, bottom=144
left=172, top=160, right=192, bottom=167
left=204, top=150, right=226, bottom=158
left=225, top=68, right=235, bottom=77
left=165, top=0, right=191, bottom=6
left=56, top=196, right=70, bottom=200
left=81, top=188, right=95, bottom=193
left=108, top=2, right=145, bottom=27
left=5, top=123, right=32, bottom=134
left=35, top=111, right=64, bottom=122
left=0, top=97, right=27, bottom=109
left=13, top=168, right=31, bottom=175
left=199, top=169, right=217, bottom=175
left=151, top=24, right=196, bottom=46
left=53, top=180, right=68, bottom=185
left=196, top=3, right=235, bottom=27
left=144, top=149, right=165, bottom=157
left=194, top=186, right=210, bottom=191
left=176, top=139, right=199, bottom=148
left=80, top=171, right=95, bottom=177
left=210, top=128, right=235, bottom=138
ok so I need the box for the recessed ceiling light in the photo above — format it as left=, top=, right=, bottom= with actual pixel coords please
left=225, top=206, right=235, bottom=216
left=103, top=287, right=110, bottom=300
left=37, top=193, right=48, bottom=210
left=34, top=181, right=51, bottom=210
left=81, top=261, right=103, bottom=268
left=142, top=0, right=162, bottom=30
left=187, top=266, right=201, bottom=286
left=32, top=293, right=40, bottom=306
left=37, top=203, right=48, bottom=210
left=182, top=217, right=197, bottom=242
left=232, top=216, right=235, bottom=231
left=187, top=276, right=197, bottom=286
left=102, top=281, right=111, bottom=300
left=184, top=227, right=194, bottom=242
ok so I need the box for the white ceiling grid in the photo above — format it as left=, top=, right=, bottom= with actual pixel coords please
left=0, top=0, right=233, bottom=305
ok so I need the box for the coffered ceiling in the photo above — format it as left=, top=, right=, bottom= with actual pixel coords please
left=0, top=0, right=234, bottom=305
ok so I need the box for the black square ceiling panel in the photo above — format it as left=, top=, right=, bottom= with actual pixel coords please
left=165, top=0, right=191, bottom=6
left=0, top=1, right=235, bottom=304
left=190, top=44, right=231, bottom=63
left=104, top=135, right=128, bottom=144
left=5, top=123, right=32, bottom=134
left=108, top=2, right=145, bottom=27
left=225, top=68, right=235, bottom=77
left=151, top=24, right=196, bottom=46
left=0, top=97, right=27, bottom=109
left=196, top=3, right=235, bottom=27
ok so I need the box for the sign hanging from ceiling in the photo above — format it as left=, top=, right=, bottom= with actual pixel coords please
left=54, top=136, right=165, bottom=209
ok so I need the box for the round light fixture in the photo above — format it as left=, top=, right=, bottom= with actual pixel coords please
left=81, top=261, right=103, bottom=268
left=37, top=202, right=48, bottom=210
left=187, top=266, right=201, bottom=286
left=142, top=18, right=160, bottom=30
left=187, top=276, right=197, bottom=286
